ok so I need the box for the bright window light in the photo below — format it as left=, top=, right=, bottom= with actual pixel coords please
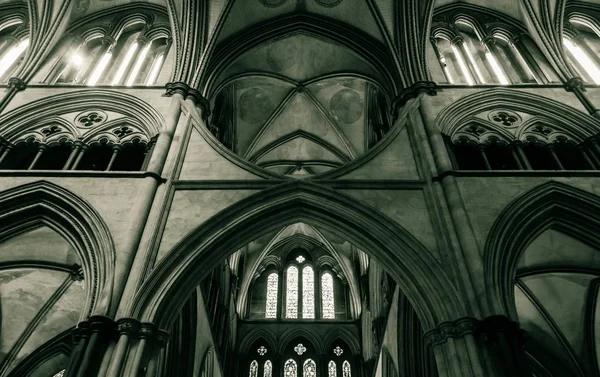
left=464, top=43, right=486, bottom=83
left=145, top=54, right=164, bottom=85
left=440, top=55, right=455, bottom=84
left=564, top=38, right=600, bottom=84
left=0, top=38, right=29, bottom=78
left=87, top=52, right=112, bottom=86
left=486, top=52, right=510, bottom=85
left=512, top=46, right=539, bottom=82
left=112, top=42, right=138, bottom=85
left=452, top=44, right=474, bottom=85
left=71, top=53, right=84, bottom=68
left=126, top=43, right=150, bottom=86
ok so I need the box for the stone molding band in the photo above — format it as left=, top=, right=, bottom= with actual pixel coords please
left=424, top=315, right=523, bottom=346
left=72, top=316, right=169, bottom=346
left=164, top=82, right=210, bottom=118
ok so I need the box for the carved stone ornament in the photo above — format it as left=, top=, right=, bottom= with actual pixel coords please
left=76, top=110, right=107, bottom=128
left=424, top=317, right=479, bottom=346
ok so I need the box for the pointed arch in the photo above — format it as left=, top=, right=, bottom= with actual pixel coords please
left=484, top=180, right=600, bottom=316
left=6, top=329, right=72, bottom=377
left=130, top=181, right=465, bottom=330
left=199, top=13, right=401, bottom=95
left=239, top=331, right=278, bottom=356
left=323, top=331, right=361, bottom=357
left=0, top=90, right=164, bottom=139
left=279, top=331, right=323, bottom=355
left=0, top=180, right=115, bottom=315
left=436, top=88, right=600, bottom=140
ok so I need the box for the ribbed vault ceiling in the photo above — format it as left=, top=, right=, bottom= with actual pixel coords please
left=516, top=229, right=600, bottom=377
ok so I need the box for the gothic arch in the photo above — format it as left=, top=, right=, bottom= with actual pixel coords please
left=323, top=330, right=361, bottom=356
left=0, top=90, right=164, bottom=138
left=279, top=328, right=324, bottom=355
left=7, top=329, right=72, bottom=377
left=131, top=181, right=466, bottom=330
left=484, top=180, right=600, bottom=316
left=0, top=180, right=116, bottom=315
left=435, top=88, right=600, bottom=140
left=199, top=13, right=400, bottom=94
left=239, top=331, right=278, bottom=356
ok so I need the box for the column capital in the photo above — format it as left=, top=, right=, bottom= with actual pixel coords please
left=164, top=82, right=211, bottom=118
left=424, top=317, right=479, bottom=346
left=391, top=81, right=437, bottom=119
left=481, top=35, right=496, bottom=48
left=116, top=318, right=141, bottom=335
left=139, top=322, right=158, bottom=339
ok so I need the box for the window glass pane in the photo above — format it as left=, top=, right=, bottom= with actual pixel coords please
left=328, top=361, right=337, bottom=377
left=265, top=272, right=279, bottom=318
left=285, top=359, right=298, bottom=377
left=286, top=266, right=299, bottom=318
left=302, top=265, right=314, bottom=319
left=303, top=359, right=317, bottom=377
left=343, top=361, right=351, bottom=377
left=322, top=272, right=335, bottom=319
left=265, top=360, right=273, bottom=377
left=250, top=360, right=258, bottom=377
left=53, top=371, right=65, bottom=377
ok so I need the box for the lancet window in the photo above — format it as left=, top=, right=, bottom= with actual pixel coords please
left=0, top=12, right=29, bottom=82
left=44, top=14, right=170, bottom=86
left=249, top=253, right=348, bottom=320
left=563, top=15, right=600, bottom=84
left=431, top=12, right=550, bottom=85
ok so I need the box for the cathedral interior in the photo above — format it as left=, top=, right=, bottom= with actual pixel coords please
left=1, top=0, right=600, bottom=376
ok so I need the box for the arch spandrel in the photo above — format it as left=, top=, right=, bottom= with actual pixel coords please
left=130, top=181, right=466, bottom=330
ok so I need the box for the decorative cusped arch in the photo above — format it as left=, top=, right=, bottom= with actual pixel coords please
left=0, top=90, right=164, bottom=138
left=0, top=180, right=116, bottom=316
left=484, top=180, right=600, bottom=317
left=435, top=88, right=600, bottom=139
left=130, top=181, right=465, bottom=330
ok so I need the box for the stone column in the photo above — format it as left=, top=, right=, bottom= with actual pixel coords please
left=63, top=141, right=85, bottom=170
left=512, top=141, right=532, bottom=170
left=80, top=36, right=115, bottom=85
left=451, top=36, right=479, bottom=84
left=508, top=35, right=547, bottom=84
left=565, top=77, right=600, bottom=119
left=105, top=319, right=140, bottom=377
left=75, top=316, right=115, bottom=377
left=28, top=144, right=46, bottom=170
left=481, top=36, right=515, bottom=84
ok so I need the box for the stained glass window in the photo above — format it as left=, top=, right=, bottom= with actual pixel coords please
left=285, top=359, right=298, bottom=377
left=302, top=265, right=314, bottom=318
left=322, top=272, right=335, bottom=319
left=265, top=360, right=273, bottom=377
left=343, top=361, right=351, bottom=377
left=53, top=371, right=65, bottom=377
left=250, top=360, right=258, bottom=377
left=303, top=359, right=317, bottom=377
left=286, top=266, right=299, bottom=318
left=265, top=272, right=279, bottom=318
left=296, top=255, right=305, bottom=264
left=328, top=360, right=337, bottom=377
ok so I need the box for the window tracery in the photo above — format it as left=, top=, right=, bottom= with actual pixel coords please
left=0, top=116, right=155, bottom=172
left=265, top=272, right=279, bottom=318
left=303, top=359, right=317, bottom=377
left=285, top=359, right=298, bottom=377
left=321, top=272, right=335, bottom=319
left=250, top=360, right=259, bottom=377
left=302, top=265, right=314, bottom=319
left=445, top=113, right=600, bottom=171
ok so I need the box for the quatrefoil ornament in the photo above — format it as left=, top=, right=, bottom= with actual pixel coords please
left=333, top=346, right=344, bottom=356
left=76, top=110, right=107, bottom=128
left=257, top=346, right=267, bottom=356
left=295, top=343, right=306, bottom=355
